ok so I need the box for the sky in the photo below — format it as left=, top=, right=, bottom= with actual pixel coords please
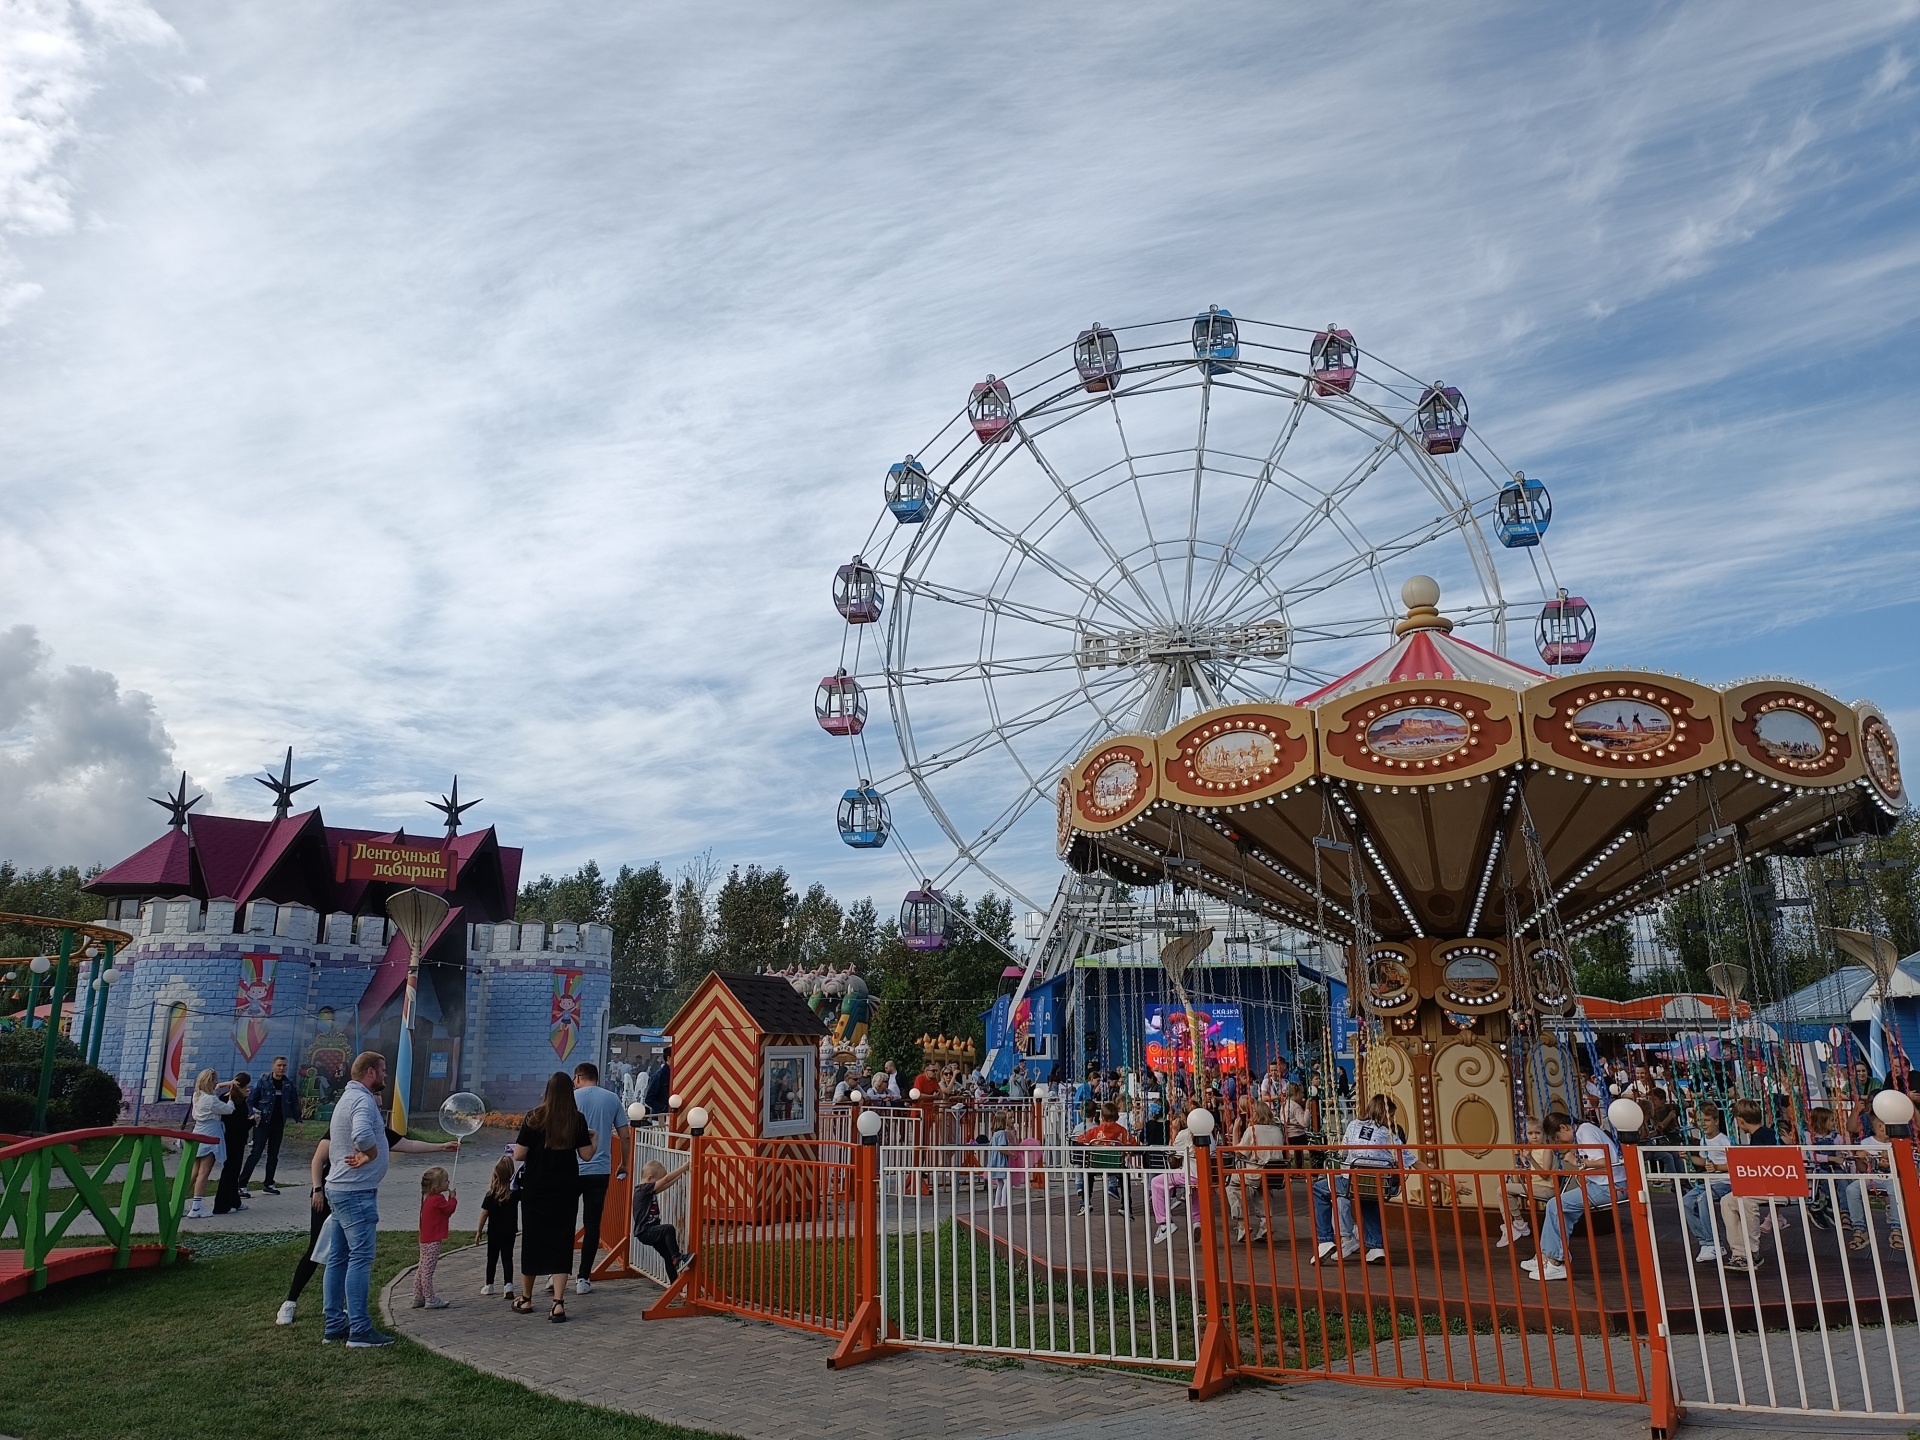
left=0, top=1, right=1917, bottom=920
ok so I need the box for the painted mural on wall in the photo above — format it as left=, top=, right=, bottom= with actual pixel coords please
left=233, top=954, right=278, bottom=1061
left=157, top=1003, right=188, bottom=1101
left=550, top=969, right=585, bottom=1060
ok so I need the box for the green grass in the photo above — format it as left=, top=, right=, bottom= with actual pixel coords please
left=0, top=1232, right=732, bottom=1440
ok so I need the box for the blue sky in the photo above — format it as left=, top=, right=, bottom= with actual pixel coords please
left=0, top=2, right=1916, bottom=918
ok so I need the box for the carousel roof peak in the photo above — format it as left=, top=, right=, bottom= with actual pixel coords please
left=1393, top=574, right=1453, bottom=636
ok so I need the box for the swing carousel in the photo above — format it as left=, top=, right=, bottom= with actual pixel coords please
left=1061, top=571, right=1906, bottom=1166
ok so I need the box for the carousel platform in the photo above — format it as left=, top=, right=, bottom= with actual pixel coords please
left=953, top=1173, right=1915, bottom=1337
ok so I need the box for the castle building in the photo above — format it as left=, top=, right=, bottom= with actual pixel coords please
left=84, top=800, right=610, bottom=1122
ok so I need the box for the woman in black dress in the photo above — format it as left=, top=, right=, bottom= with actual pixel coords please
left=511, top=1071, right=595, bottom=1321
left=212, top=1074, right=253, bottom=1214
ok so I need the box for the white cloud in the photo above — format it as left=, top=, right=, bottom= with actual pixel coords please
left=0, top=624, right=180, bottom=865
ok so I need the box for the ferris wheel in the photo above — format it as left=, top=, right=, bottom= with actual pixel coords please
left=815, top=311, right=1589, bottom=919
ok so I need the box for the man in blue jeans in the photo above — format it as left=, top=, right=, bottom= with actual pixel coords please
left=1523, top=1111, right=1628, bottom=1281
left=323, top=1051, right=393, bottom=1347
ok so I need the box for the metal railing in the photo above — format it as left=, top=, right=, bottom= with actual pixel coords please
left=1634, top=1143, right=1920, bottom=1419
left=879, top=1143, right=1202, bottom=1369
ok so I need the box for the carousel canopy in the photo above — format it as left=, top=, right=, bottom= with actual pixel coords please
left=1059, top=577, right=1905, bottom=947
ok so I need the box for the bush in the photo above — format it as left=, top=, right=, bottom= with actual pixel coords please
left=0, top=1028, right=81, bottom=1065
left=0, top=1057, right=123, bottom=1133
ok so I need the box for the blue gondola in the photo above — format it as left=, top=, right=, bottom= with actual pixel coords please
left=833, top=555, right=883, bottom=624
left=1417, top=383, right=1468, bottom=455
left=1192, top=305, right=1238, bottom=374
left=886, top=456, right=933, bottom=524
left=1495, top=471, right=1552, bottom=548
left=900, top=885, right=952, bottom=950
left=837, top=784, right=890, bottom=848
left=1074, top=324, right=1123, bottom=392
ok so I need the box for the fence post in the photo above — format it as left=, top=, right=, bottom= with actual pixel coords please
left=1187, top=1111, right=1239, bottom=1401
left=1621, top=1140, right=1681, bottom=1438
left=829, top=1119, right=904, bottom=1369
left=644, top=1125, right=718, bottom=1320
left=590, top=1126, right=640, bottom=1281
left=1891, top=1123, right=1920, bottom=1291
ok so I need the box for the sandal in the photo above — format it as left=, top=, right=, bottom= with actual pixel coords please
left=1847, top=1230, right=1869, bottom=1251
left=509, top=1295, right=534, bottom=1313
left=1892, top=1231, right=1906, bottom=1252
left=550, top=1300, right=568, bottom=1323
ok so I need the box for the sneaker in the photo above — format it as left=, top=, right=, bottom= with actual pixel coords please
left=275, top=1301, right=297, bottom=1326
left=239, top=1187, right=253, bottom=1199
left=1364, top=1247, right=1386, bottom=1264
left=322, top=1329, right=347, bottom=1344
left=411, top=1296, right=426, bottom=1308
left=1538, top=1260, right=1568, bottom=1280
left=1509, top=1220, right=1530, bottom=1241
left=1339, top=1241, right=1360, bottom=1261
left=262, top=1183, right=282, bottom=1196
left=1723, top=1253, right=1761, bottom=1272
left=1495, top=1222, right=1511, bottom=1248
left=347, top=1330, right=396, bottom=1348
left=1695, top=1244, right=1719, bottom=1263
left=423, top=1298, right=450, bottom=1309
left=186, top=1201, right=203, bottom=1218
left=1521, top=1256, right=1540, bottom=1273
left=1809, top=1207, right=1832, bottom=1232
left=1311, top=1240, right=1337, bottom=1264
left=573, top=1277, right=592, bottom=1295
left=480, top=1284, right=497, bottom=1296
left=1152, top=1223, right=1174, bottom=1243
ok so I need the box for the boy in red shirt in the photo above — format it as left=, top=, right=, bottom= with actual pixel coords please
left=1075, top=1103, right=1136, bottom=1215
left=414, top=1166, right=458, bottom=1309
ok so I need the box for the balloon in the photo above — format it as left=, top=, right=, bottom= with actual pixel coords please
left=439, top=1091, right=487, bottom=1138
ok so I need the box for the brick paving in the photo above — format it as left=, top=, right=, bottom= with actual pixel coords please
left=381, top=1242, right=1913, bottom=1440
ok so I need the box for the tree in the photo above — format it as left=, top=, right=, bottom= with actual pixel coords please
left=1570, top=920, right=1635, bottom=1001
left=608, top=863, right=672, bottom=1026
left=865, top=892, right=1017, bottom=1077
left=0, top=863, right=105, bottom=959
left=709, top=865, right=799, bottom=971
left=661, top=852, right=721, bottom=1022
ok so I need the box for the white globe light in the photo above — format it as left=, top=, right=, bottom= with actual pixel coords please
left=1186, top=1108, right=1216, bottom=1140
left=848, top=1089, right=863, bottom=1104
left=668, top=1093, right=683, bottom=1110
left=1608, top=1098, right=1646, bottom=1135
left=908, top=1087, right=921, bottom=1102
left=856, top=1108, right=883, bottom=1138
left=1871, top=1089, right=1916, bottom=1127
left=102, top=968, right=119, bottom=984
left=627, top=1102, right=649, bottom=1122
left=30, top=956, right=50, bottom=975
left=685, top=1105, right=710, bottom=1132
left=1032, top=1082, right=1048, bottom=1100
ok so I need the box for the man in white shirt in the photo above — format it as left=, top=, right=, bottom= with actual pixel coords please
left=1523, top=1112, right=1627, bottom=1280
left=322, top=1052, right=393, bottom=1346
left=1682, top=1104, right=1732, bottom=1261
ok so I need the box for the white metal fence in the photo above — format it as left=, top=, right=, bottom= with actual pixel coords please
left=878, top=1143, right=1202, bottom=1369
left=625, top=1124, right=691, bottom=1285
left=1635, top=1145, right=1919, bottom=1419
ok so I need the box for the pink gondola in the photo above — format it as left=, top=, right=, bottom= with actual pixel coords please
left=968, top=376, right=1016, bottom=444
left=1310, top=324, right=1357, bottom=395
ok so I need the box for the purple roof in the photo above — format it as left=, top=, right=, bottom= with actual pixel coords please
left=91, top=828, right=193, bottom=892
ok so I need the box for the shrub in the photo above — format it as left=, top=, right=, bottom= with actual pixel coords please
left=0, top=1058, right=124, bottom=1132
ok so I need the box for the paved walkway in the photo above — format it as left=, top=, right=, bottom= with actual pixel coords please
left=380, top=1243, right=1912, bottom=1439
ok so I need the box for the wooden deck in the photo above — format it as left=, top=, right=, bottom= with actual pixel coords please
left=950, top=1173, right=1915, bottom=1337
left=0, top=1244, right=186, bottom=1303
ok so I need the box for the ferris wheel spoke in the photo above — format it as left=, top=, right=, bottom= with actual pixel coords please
left=1192, top=381, right=1312, bottom=619
left=1107, top=398, right=1180, bottom=619
left=877, top=668, right=1140, bottom=792
left=1012, top=421, right=1170, bottom=628
left=940, top=488, right=1160, bottom=632
left=1204, top=431, right=1403, bottom=624
left=895, top=575, right=1104, bottom=636
left=1181, top=373, right=1216, bottom=620
left=867, top=648, right=1091, bottom=688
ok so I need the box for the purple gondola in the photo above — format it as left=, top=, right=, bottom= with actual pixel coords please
left=900, top=885, right=952, bottom=950
left=833, top=556, right=882, bottom=624
left=1417, top=383, right=1468, bottom=455
left=1074, top=324, right=1122, bottom=392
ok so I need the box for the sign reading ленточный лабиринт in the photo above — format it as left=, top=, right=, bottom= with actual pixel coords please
left=335, top=840, right=453, bottom=888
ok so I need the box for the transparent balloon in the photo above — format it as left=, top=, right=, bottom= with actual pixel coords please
left=439, top=1091, right=486, bottom=1138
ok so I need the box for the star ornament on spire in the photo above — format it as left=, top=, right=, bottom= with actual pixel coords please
left=150, top=772, right=204, bottom=829
left=428, top=775, right=482, bottom=837
left=257, top=747, right=317, bottom=822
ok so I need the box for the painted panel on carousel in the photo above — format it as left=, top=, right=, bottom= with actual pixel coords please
left=1854, top=702, right=1904, bottom=812
left=1432, top=940, right=1511, bottom=1017
left=1158, top=704, right=1313, bottom=806
left=1315, top=680, right=1522, bottom=785
left=1522, top=942, right=1577, bottom=1016
left=1362, top=941, right=1420, bottom=1017
left=1723, top=681, right=1861, bottom=787
left=1524, top=671, right=1726, bottom=778
left=1064, top=736, right=1158, bottom=836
